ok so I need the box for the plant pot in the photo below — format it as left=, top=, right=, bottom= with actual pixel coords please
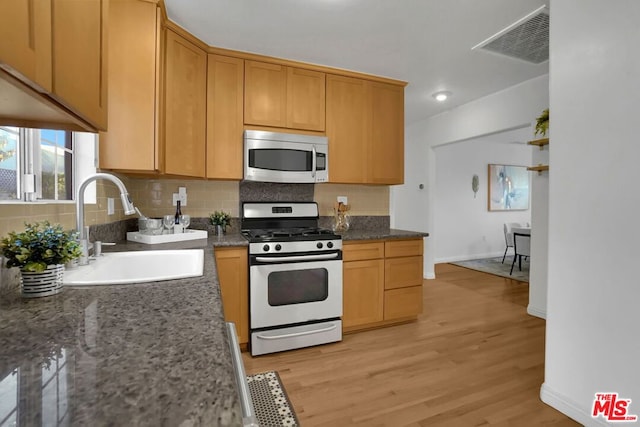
left=216, top=225, right=226, bottom=235
left=20, top=264, right=65, bottom=298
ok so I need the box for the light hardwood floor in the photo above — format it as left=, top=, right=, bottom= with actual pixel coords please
left=242, top=263, right=579, bottom=426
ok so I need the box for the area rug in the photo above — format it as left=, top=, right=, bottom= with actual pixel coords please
left=450, top=256, right=529, bottom=282
left=247, top=371, right=299, bottom=427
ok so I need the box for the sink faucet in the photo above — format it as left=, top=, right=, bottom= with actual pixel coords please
left=76, top=173, right=136, bottom=265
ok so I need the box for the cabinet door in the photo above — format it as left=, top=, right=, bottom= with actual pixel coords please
left=164, top=29, right=207, bottom=177
left=244, top=60, right=287, bottom=128
left=384, top=286, right=423, bottom=320
left=369, top=82, right=404, bottom=184
left=215, top=247, right=249, bottom=344
left=100, top=0, right=158, bottom=171
left=343, top=259, right=384, bottom=329
left=287, top=67, right=325, bottom=131
left=326, top=74, right=370, bottom=183
left=0, top=0, right=52, bottom=91
left=52, top=0, right=108, bottom=130
left=206, top=54, right=244, bottom=179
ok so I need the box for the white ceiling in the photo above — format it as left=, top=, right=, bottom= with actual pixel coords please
left=164, top=0, right=549, bottom=125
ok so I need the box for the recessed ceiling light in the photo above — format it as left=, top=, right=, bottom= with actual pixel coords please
left=432, top=91, right=452, bottom=102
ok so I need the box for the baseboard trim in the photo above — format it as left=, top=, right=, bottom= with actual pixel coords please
left=527, top=304, right=547, bottom=319
left=540, top=383, right=609, bottom=427
left=435, top=252, right=506, bottom=264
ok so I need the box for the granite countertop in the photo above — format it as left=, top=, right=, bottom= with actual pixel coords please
left=0, top=228, right=426, bottom=426
left=338, top=228, right=429, bottom=241
left=0, top=233, right=248, bottom=427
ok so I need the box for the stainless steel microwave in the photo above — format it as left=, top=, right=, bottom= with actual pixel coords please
left=244, top=130, right=328, bottom=183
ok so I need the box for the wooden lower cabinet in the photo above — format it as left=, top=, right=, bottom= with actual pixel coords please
left=343, top=259, right=384, bottom=328
left=343, top=238, right=424, bottom=332
left=214, top=247, right=248, bottom=345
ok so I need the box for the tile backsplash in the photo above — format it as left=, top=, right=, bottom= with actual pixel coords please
left=0, top=174, right=389, bottom=238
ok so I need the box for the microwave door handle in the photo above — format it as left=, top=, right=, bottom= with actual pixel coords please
left=311, top=145, right=317, bottom=179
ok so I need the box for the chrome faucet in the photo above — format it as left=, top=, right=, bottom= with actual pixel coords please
left=76, top=173, right=136, bottom=265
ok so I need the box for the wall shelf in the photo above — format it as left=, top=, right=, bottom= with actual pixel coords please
left=527, top=137, right=549, bottom=149
left=527, top=164, right=549, bottom=174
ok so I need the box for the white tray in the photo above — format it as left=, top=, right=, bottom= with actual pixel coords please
left=126, top=229, right=208, bottom=244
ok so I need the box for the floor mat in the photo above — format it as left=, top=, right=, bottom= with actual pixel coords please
left=450, top=256, right=529, bottom=282
left=247, top=371, right=299, bottom=427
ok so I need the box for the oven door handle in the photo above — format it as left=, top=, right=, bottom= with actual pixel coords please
left=255, top=324, right=338, bottom=340
left=255, top=253, right=339, bottom=263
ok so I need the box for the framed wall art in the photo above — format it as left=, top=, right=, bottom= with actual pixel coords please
left=488, top=164, right=530, bottom=211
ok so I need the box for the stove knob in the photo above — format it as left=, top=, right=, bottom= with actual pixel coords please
left=317, top=242, right=323, bottom=249
left=327, top=241, right=334, bottom=249
left=263, top=244, right=270, bottom=252
left=275, top=244, right=282, bottom=251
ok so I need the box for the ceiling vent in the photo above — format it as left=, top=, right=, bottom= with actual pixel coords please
left=472, top=5, right=549, bottom=64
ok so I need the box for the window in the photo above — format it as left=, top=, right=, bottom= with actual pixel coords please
left=0, top=126, right=95, bottom=203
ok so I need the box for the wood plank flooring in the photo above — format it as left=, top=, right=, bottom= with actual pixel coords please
left=242, top=263, right=579, bottom=426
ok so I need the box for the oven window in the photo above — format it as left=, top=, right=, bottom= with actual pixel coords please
left=249, top=149, right=312, bottom=172
left=267, top=268, right=328, bottom=306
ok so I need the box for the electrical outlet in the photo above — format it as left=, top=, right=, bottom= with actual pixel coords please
left=107, top=198, right=115, bottom=215
left=337, top=196, right=348, bottom=204
left=173, top=193, right=187, bottom=206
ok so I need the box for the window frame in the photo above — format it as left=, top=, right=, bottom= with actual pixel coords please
left=0, top=126, right=96, bottom=204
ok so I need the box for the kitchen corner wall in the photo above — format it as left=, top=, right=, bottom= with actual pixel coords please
left=0, top=177, right=389, bottom=238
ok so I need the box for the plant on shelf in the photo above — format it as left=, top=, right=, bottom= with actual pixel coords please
left=209, top=211, right=231, bottom=233
left=535, top=108, right=549, bottom=137
left=1, top=221, right=81, bottom=272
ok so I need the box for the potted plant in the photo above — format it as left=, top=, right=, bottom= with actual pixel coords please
left=1, top=221, right=81, bottom=298
left=209, top=211, right=231, bottom=235
left=535, top=108, right=549, bottom=137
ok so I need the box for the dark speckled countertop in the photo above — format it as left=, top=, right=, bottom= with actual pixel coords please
left=338, top=228, right=428, bottom=241
left=0, top=229, right=426, bottom=426
left=0, top=233, right=248, bottom=427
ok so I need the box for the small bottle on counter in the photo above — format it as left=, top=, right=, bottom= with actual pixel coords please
left=174, top=200, right=183, bottom=233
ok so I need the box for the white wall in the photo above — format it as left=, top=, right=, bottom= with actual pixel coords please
left=392, top=75, right=549, bottom=279
left=528, top=142, right=549, bottom=318
left=541, top=1, right=640, bottom=425
left=434, top=128, right=531, bottom=263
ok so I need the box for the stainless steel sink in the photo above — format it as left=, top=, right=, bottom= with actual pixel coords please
left=63, top=249, right=204, bottom=286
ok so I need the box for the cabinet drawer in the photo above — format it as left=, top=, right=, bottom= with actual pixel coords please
left=384, top=285, right=423, bottom=320
left=385, top=256, right=423, bottom=290
left=343, top=241, right=384, bottom=261
left=385, top=238, right=423, bottom=258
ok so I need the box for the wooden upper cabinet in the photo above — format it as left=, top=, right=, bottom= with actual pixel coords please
left=244, top=61, right=287, bottom=128
left=327, top=76, right=405, bottom=185
left=163, top=29, right=207, bottom=177
left=52, top=0, right=108, bottom=130
left=286, top=67, right=325, bottom=131
left=370, top=82, right=404, bottom=184
left=245, top=60, right=326, bottom=131
left=326, top=74, right=370, bottom=183
left=100, top=0, right=159, bottom=172
left=207, top=54, right=244, bottom=179
left=0, top=0, right=52, bottom=92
